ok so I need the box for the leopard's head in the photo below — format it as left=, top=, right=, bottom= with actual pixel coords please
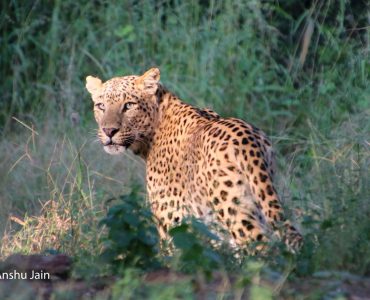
left=86, top=68, right=160, bottom=156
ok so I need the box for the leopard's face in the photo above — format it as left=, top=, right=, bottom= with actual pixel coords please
left=86, top=68, right=160, bottom=155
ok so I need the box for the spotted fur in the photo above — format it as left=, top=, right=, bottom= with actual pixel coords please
left=86, top=68, right=303, bottom=253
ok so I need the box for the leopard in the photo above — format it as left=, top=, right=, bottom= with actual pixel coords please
left=86, top=67, right=303, bottom=253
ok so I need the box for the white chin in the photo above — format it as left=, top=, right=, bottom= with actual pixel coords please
left=103, top=145, right=126, bottom=155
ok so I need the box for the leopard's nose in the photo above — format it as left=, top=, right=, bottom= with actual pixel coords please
left=102, top=127, right=119, bottom=138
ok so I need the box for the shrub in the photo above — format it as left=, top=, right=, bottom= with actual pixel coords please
left=99, top=186, right=160, bottom=272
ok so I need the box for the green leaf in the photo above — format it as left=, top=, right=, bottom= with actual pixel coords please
left=114, top=25, right=134, bottom=38
left=250, top=285, right=273, bottom=300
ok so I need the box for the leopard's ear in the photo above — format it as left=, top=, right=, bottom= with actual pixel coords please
left=136, top=68, right=160, bottom=95
left=86, top=76, right=103, bottom=97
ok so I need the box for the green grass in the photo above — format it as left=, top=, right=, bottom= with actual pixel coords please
left=0, top=0, right=369, bottom=298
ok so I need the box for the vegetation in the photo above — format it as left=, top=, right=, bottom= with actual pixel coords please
left=0, top=0, right=369, bottom=298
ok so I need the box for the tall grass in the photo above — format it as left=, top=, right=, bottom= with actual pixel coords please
left=0, top=0, right=369, bottom=285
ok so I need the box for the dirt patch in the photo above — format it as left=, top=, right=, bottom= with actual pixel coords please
left=0, top=254, right=369, bottom=299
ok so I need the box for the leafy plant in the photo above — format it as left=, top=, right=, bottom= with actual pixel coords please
left=169, top=218, right=223, bottom=277
left=99, top=186, right=160, bottom=272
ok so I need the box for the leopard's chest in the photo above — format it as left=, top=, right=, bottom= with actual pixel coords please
left=145, top=125, right=208, bottom=208
left=146, top=132, right=187, bottom=193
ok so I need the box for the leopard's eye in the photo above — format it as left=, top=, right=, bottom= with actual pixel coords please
left=123, top=102, right=135, bottom=112
left=95, top=103, right=105, bottom=111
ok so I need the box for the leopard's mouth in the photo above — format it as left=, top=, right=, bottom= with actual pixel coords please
left=104, top=140, right=133, bottom=148
left=102, top=137, right=134, bottom=155
left=103, top=144, right=125, bottom=155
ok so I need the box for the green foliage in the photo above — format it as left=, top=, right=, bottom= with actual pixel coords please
left=111, top=268, right=194, bottom=300
left=169, top=218, right=222, bottom=276
left=294, top=114, right=370, bottom=275
left=99, top=186, right=160, bottom=271
left=2, top=1, right=368, bottom=131
left=250, top=285, right=273, bottom=300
